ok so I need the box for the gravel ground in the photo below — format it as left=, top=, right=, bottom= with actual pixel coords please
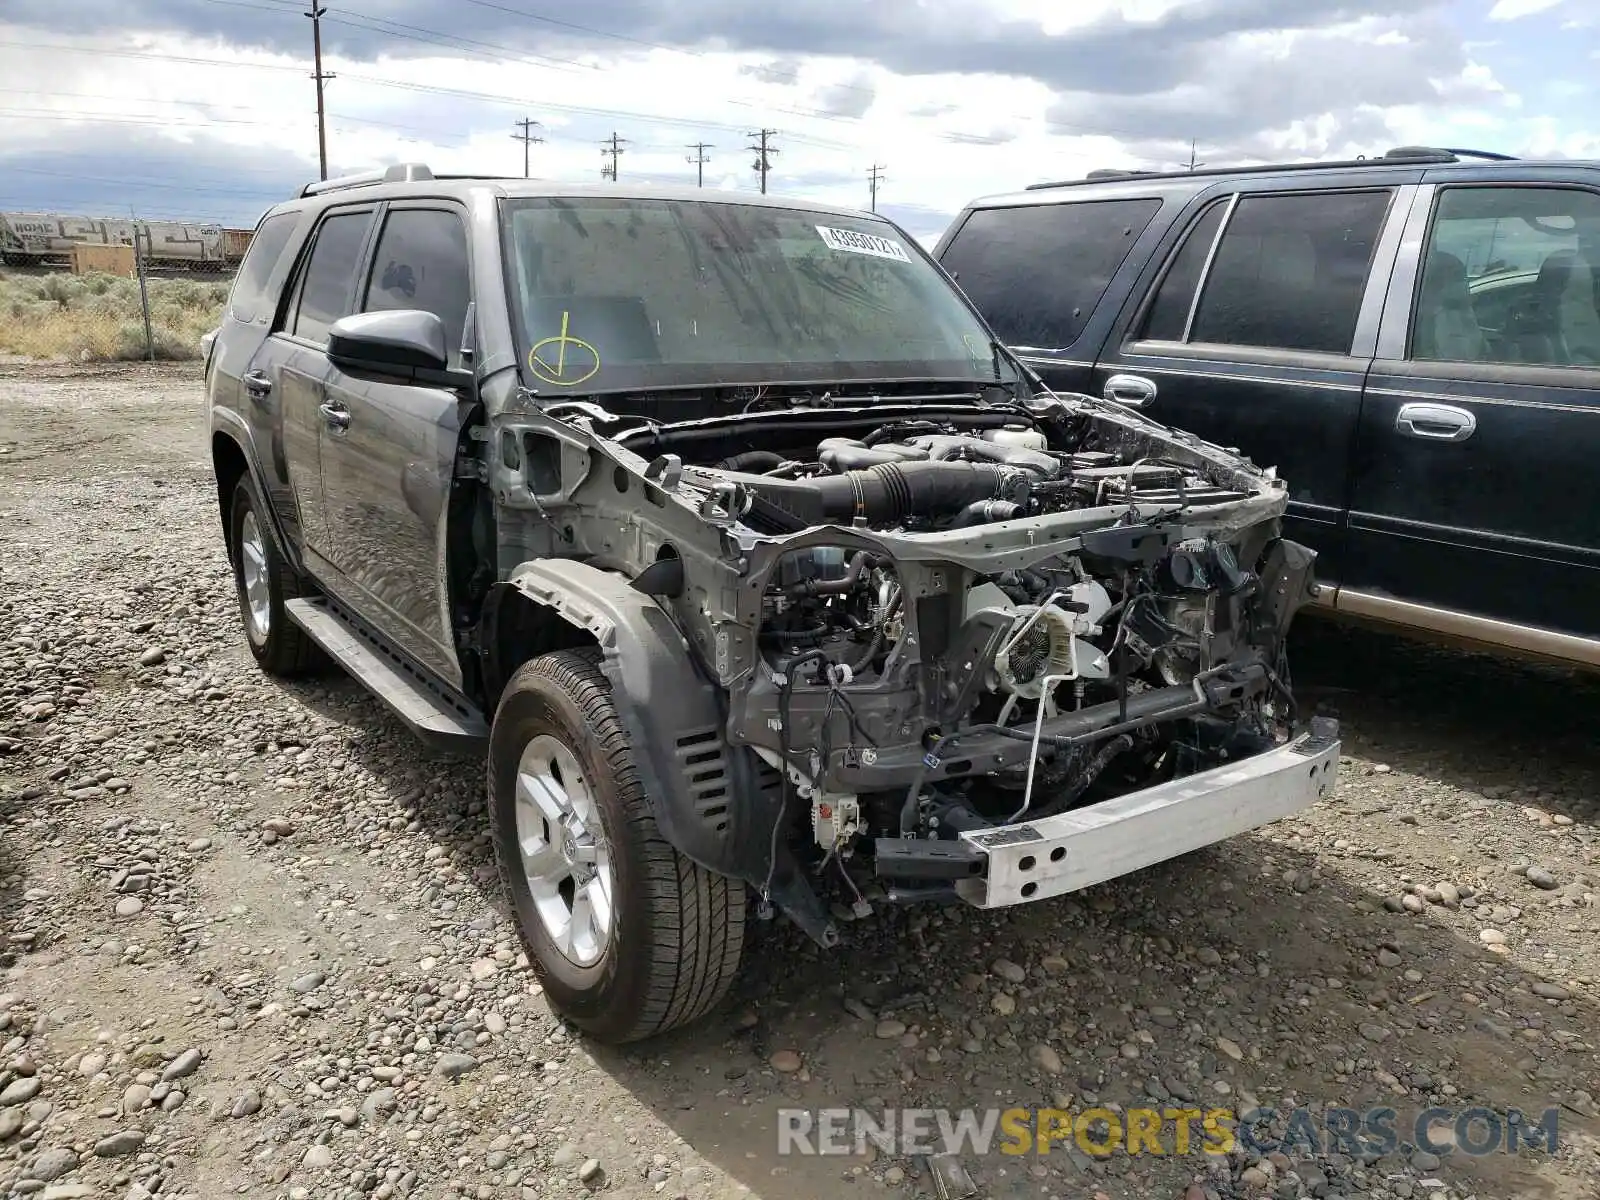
left=0, top=360, right=1596, bottom=1200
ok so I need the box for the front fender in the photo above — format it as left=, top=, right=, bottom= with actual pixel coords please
left=211, top=408, right=304, bottom=576
left=504, top=558, right=836, bottom=947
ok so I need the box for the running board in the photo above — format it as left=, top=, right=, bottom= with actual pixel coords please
left=284, top=598, right=488, bottom=753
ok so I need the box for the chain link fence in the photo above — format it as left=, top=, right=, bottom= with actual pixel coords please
left=0, top=268, right=231, bottom=362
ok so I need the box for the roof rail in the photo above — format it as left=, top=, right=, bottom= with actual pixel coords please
left=298, top=162, right=435, bottom=198
left=1024, top=143, right=1518, bottom=192
left=1440, top=147, right=1518, bottom=162
left=1382, top=146, right=1458, bottom=163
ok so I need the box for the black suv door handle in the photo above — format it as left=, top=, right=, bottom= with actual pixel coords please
left=318, top=399, right=351, bottom=430
left=243, top=370, right=272, bottom=400
left=1103, top=373, right=1157, bottom=408
left=1396, top=402, right=1475, bottom=442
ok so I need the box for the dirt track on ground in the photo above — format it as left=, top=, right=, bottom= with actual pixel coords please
left=1, top=361, right=1596, bottom=1200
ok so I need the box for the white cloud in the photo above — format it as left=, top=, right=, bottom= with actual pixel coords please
left=1487, top=0, right=1563, bottom=19
left=0, top=1, right=1581, bottom=238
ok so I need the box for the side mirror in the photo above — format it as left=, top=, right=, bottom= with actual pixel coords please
left=326, top=310, right=473, bottom=389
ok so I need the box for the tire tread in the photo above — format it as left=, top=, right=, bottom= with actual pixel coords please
left=494, top=648, right=745, bottom=1042
left=230, top=476, right=324, bottom=676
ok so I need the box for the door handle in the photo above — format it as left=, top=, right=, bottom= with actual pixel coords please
left=243, top=370, right=272, bottom=400
left=318, top=400, right=351, bottom=430
left=1103, top=373, right=1157, bottom=408
left=1395, top=402, right=1475, bottom=442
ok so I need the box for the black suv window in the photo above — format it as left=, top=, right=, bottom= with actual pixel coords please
left=1186, top=190, right=1392, bottom=354
left=1136, top=199, right=1228, bottom=342
left=940, top=198, right=1162, bottom=349
left=290, top=210, right=371, bottom=344
left=228, top=211, right=299, bottom=324
left=362, top=208, right=471, bottom=367
left=1412, top=185, right=1600, bottom=367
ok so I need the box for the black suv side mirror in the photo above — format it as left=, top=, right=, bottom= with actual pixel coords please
left=327, top=310, right=474, bottom=389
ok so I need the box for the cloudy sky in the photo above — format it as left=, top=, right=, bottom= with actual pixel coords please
left=0, top=0, right=1596, bottom=245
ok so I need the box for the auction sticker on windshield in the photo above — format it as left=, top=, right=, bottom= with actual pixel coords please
left=816, top=225, right=912, bottom=262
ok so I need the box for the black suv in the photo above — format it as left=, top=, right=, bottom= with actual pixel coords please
left=935, top=147, right=1599, bottom=671
left=204, top=163, right=1338, bottom=1042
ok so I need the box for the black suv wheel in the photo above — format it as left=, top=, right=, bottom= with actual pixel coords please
left=228, top=475, right=325, bottom=676
left=489, top=648, right=746, bottom=1043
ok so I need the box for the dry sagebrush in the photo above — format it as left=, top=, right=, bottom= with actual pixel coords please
left=0, top=269, right=229, bottom=361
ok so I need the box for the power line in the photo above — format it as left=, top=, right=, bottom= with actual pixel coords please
left=747, top=129, right=778, bottom=195
left=685, top=141, right=712, bottom=188
left=198, top=0, right=599, bottom=74
left=305, top=4, right=333, bottom=180
left=512, top=116, right=544, bottom=178
left=0, top=33, right=1167, bottom=151
left=2, top=165, right=294, bottom=199
left=868, top=163, right=886, bottom=212
left=600, top=132, right=628, bottom=181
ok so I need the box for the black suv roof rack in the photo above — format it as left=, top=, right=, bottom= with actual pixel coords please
left=295, top=162, right=521, bottom=199
left=1026, top=145, right=1518, bottom=191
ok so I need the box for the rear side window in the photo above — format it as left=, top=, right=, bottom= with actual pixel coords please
left=940, top=198, right=1162, bottom=349
left=1137, top=199, right=1228, bottom=342
left=1188, top=190, right=1392, bottom=353
left=228, top=211, right=299, bottom=324
left=361, top=208, right=472, bottom=367
left=1411, top=185, right=1600, bottom=367
left=291, top=210, right=372, bottom=344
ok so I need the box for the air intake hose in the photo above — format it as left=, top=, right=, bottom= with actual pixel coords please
left=807, top=460, right=1029, bottom=524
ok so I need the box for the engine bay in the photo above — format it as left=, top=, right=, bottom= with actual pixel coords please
left=655, top=408, right=1259, bottom=535
left=606, top=402, right=1311, bottom=879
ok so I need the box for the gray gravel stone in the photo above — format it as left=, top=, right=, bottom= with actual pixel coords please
left=29, top=1147, right=78, bottom=1182
left=230, top=1089, right=261, bottom=1118
left=435, top=1052, right=479, bottom=1079
left=0, top=1076, right=42, bottom=1105
left=991, top=958, right=1026, bottom=984
left=1028, top=1043, right=1064, bottom=1074
left=361, top=1087, right=398, bottom=1122
left=302, top=1143, right=333, bottom=1169
left=93, top=1130, right=146, bottom=1158
left=161, top=1047, right=203, bottom=1080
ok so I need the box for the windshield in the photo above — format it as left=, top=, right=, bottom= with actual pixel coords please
left=500, top=196, right=1004, bottom=394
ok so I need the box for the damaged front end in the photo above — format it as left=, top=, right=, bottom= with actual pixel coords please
left=490, top=380, right=1337, bottom=946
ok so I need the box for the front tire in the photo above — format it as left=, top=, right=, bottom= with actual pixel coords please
left=489, top=649, right=746, bottom=1044
left=228, top=475, right=324, bottom=676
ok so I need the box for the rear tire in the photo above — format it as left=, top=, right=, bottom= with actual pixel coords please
left=228, top=475, right=324, bottom=676
left=489, top=648, right=746, bottom=1043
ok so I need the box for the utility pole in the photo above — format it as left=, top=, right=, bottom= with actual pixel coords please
left=747, top=128, right=778, bottom=194
left=600, top=132, right=628, bottom=181
left=868, top=163, right=886, bottom=212
left=305, top=4, right=333, bottom=180
left=1185, top=138, right=1204, bottom=172
left=686, top=141, right=712, bottom=187
left=512, top=117, right=544, bottom=178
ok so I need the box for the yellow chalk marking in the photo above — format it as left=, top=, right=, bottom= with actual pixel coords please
left=528, top=310, right=600, bottom=386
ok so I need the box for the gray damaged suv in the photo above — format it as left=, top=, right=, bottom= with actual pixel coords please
left=204, top=163, right=1340, bottom=1043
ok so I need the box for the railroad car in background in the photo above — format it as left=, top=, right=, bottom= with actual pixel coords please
left=0, top=211, right=253, bottom=271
